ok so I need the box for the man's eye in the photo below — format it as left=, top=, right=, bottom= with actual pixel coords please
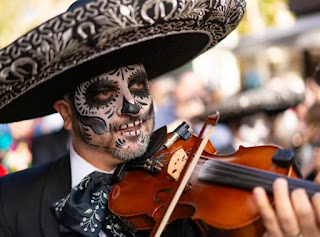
left=94, top=91, right=114, bottom=101
left=130, top=82, right=144, bottom=90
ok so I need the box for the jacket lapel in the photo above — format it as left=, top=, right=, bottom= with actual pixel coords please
left=40, top=153, right=71, bottom=237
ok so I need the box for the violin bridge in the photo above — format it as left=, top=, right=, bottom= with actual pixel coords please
left=167, top=148, right=188, bottom=181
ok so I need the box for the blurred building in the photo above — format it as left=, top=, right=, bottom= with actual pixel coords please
left=234, top=0, right=320, bottom=86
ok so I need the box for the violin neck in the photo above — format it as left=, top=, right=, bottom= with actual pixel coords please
left=198, top=159, right=320, bottom=199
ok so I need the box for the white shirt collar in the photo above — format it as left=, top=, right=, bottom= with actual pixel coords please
left=70, top=142, right=115, bottom=188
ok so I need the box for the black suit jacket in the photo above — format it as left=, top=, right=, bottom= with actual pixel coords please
left=31, top=128, right=70, bottom=166
left=0, top=154, right=202, bottom=237
left=0, top=154, right=71, bottom=237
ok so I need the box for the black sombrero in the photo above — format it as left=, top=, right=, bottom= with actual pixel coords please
left=196, top=86, right=305, bottom=123
left=0, top=0, right=246, bottom=123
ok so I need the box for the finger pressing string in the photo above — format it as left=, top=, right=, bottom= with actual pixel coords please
left=312, top=193, right=320, bottom=226
left=292, top=188, right=319, bottom=236
left=273, top=178, right=301, bottom=237
left=253, top=186, right=283, bottom=237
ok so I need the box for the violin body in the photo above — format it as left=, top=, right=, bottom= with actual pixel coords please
left=109, top=131, right=301, bottom=236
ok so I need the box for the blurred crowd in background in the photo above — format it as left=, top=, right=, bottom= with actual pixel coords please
left=1, top=0, right=320, bottom=180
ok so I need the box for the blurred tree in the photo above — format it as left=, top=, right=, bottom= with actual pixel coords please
left=0, top=0, right=24, bottom=47
left=238, top=0, right=294, bottom=35
left=0, top=0, right=74, bottom=48
left=260, top=0, right=289, bottom=26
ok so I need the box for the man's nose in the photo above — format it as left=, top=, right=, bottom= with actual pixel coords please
left=121, top=97, right=141, bottom=115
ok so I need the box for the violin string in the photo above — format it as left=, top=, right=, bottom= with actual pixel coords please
left=200, top=163, right=316, bottom=198
left=206, top=160, right=320, bottom=196
left=204, top=160, right=320, bottom=195
left=199, top=163, right=280, bottom=195
left=202, top=160, right=294, bottom=188
left=198, top=159, right=320, bottom=198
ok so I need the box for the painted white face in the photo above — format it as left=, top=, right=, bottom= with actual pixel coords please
left=73, top=64, right=154, bottom=160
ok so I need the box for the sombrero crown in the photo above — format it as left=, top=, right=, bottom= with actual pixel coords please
left=0, top=0, right=246, bottom=123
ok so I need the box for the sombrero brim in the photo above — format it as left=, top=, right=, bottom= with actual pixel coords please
left=0, top=0, right=246, bottom=123
left=197, top=87, right=305, bottom=123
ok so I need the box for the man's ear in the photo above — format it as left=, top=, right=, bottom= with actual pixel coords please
left=53, top=99, right=73, bottom=131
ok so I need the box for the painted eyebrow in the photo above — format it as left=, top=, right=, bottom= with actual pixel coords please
left=128, top=70, right=148, bottom=85
left=86, top=79, right=118, bottom=93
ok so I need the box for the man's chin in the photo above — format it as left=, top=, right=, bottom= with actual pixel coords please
left=112, top=131, right=151, bottom=159
left=111, top=144, right=148, bottom=161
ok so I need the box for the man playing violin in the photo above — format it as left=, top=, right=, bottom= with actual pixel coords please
left=0, top=0, right=319, bottom=236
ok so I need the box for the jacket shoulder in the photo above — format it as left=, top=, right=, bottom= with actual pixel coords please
left=0, top=154, right=70, bottom=236
left=0, top=153, right=70, bottom=204
left=0, top=160, right=55, bottom=191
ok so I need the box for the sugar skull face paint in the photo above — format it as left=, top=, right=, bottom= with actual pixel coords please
left=73, top=64, right=154, bottom=161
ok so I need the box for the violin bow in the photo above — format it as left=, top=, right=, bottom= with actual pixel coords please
left=150, top=112, right=220, bottom=237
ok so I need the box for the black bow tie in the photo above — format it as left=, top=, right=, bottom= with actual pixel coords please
left=51, top=171, right=132, bottom=237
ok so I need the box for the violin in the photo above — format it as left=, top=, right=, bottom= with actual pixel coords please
left=109, top=113, right=320, bottom=237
